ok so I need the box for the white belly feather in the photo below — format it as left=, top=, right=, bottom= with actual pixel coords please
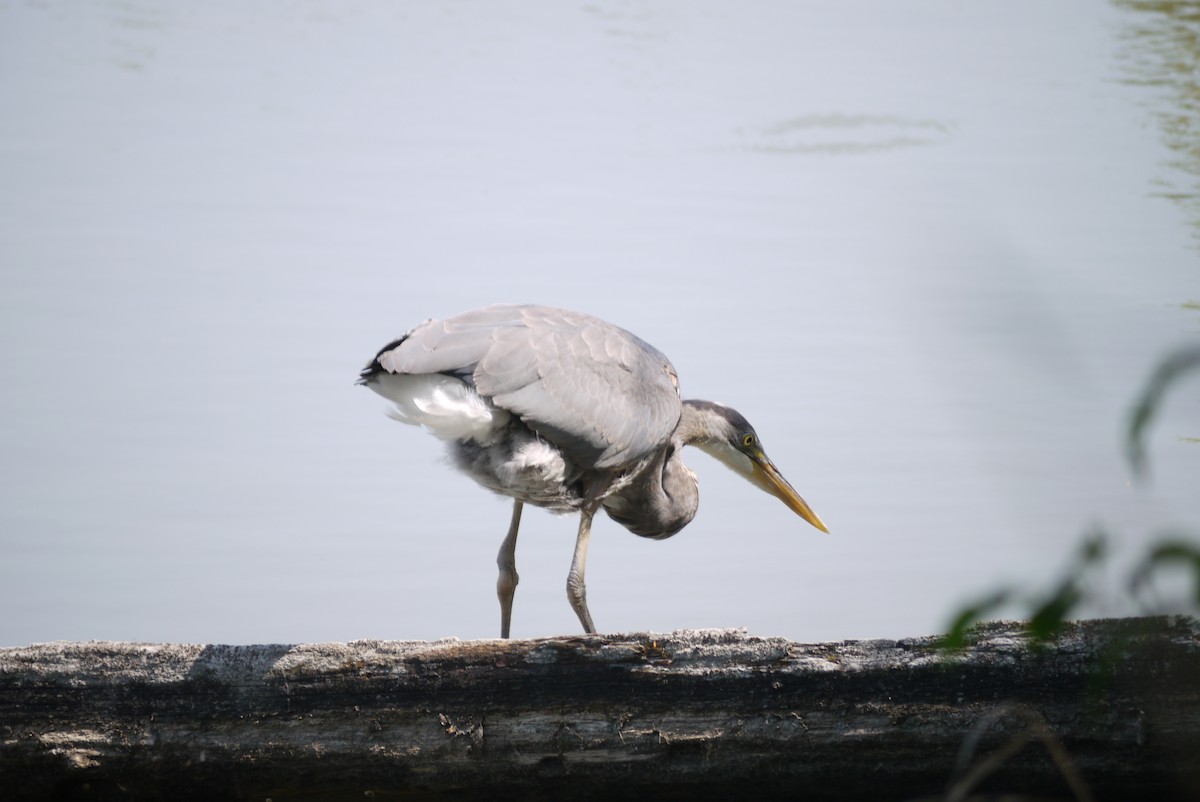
left=368, top=373, right=510, bottom=445
left=369, top=372, right=584, bottom=510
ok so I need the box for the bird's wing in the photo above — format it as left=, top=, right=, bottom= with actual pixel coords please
left=368, top=305, right=682, bottom=469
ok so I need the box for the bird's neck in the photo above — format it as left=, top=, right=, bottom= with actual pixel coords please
left=678, top=400, right=735, bottom=446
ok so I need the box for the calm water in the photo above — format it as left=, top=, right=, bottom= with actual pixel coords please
left=1, top=1, right=1196, bottom=646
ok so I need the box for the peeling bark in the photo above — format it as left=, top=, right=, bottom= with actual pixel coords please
left=1, top=617, right=1197, bottom=801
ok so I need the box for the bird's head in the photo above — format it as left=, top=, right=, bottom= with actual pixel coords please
left=682, top=400, right=829, bottom=533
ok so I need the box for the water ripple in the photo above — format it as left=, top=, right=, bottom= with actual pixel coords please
left=738, top=113, right=952, bottom=155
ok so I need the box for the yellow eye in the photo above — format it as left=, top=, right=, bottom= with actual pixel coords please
left=742, top=433, right=755, bottom=448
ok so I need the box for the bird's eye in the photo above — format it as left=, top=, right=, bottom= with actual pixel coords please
left=742, top=433, right=755, bottom=448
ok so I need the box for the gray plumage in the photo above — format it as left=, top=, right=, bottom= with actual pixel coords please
left=359, top=304, right=828, bottom=637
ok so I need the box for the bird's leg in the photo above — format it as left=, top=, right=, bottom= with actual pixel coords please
left=496, top=500, right=523, bottom=639
left=566, top=503, right=598, bottom=634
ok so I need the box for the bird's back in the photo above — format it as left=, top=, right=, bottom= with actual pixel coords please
left=360, top=305, right=684, bottom=471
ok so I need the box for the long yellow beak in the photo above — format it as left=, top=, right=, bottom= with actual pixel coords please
left=751, top=456, right=829, bottom=533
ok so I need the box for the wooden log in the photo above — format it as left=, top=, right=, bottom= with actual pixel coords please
left=1, top=616, right=1197, bottom=801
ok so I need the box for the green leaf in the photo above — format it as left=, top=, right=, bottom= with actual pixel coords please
left=940, top=590, right=1012, bottom=650
left=1126, top=345, right=1200, bottom=479
left=1129, top=540, right=1200, bottom=607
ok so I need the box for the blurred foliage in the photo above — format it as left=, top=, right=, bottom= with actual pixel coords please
left=1114, top=1, right=1200, bottom=244
left=968, top=0, right=1200, bottom=652
left=1129, top=539, right=1200, bottom=608
left=1127, top=342, right=1200, bottom=476
left=942, top=342, right=1200, bottom=650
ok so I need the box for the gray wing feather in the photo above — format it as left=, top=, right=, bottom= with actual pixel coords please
left=372, top=305, right=682, bottom=469
left=379, top=306, right=526, bottom=377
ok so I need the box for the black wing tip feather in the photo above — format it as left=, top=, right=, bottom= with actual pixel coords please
left=355, top=363, right=379, bottom=385
left=356, top=334, right=409, bottom=385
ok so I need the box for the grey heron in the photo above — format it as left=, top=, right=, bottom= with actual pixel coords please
left=359, top=304, right=828, bottom=637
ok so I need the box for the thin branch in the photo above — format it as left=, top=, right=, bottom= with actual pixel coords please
left=943, top=704, right=1096, bottom=802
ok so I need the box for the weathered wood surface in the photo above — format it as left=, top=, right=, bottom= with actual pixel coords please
left=1, top=617, right=1197, bottom=801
